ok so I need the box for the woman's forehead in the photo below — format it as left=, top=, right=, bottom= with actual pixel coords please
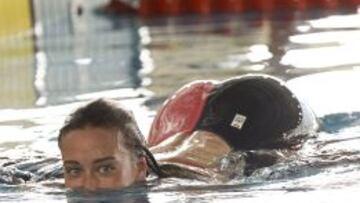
left=61, top=127, right=130, bottom=155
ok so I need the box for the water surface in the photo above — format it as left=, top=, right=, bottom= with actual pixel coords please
left=1, top=2, right=360, bottom=202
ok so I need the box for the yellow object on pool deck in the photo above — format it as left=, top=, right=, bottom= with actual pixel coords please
left=0, top=0, right=32, bottom=38
left=0, top=0, right=35, bottom=108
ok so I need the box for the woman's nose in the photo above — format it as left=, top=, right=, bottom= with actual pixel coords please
left=81, top=172, right=98, bottom=192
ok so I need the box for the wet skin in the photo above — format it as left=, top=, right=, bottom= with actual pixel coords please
left=150, top=130, right=232, bottom=180
left=59, top=127, right=147, bottom=192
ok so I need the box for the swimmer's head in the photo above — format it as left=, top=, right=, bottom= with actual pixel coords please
left=149, top=74, right=318, bottom=151
left=58, top=99, right=149, bottom=191
left=197, top=74, right=318, bottom=150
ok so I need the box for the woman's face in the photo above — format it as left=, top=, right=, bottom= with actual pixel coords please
left=60, top=127, right=147, bottom=192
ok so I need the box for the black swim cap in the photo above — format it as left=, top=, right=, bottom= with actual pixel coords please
left=197, top=74, right=318, bottom=150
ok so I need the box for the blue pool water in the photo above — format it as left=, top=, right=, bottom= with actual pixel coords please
left=1, top=1, right=360, bottom=202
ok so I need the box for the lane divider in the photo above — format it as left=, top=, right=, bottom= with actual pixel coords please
left=105, top=0, right=360, bottom=17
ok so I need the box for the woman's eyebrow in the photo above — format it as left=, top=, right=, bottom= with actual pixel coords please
left=64, top=160, right=80, bottom=165
left=93, top=156, right=116, bottom=164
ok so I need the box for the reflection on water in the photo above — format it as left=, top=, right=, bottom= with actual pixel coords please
left=287, top=70, right=360, bottom=116
left=143, top=9, right=360, bottom=102
left=1, top=1, right=360, bottom=202
left=1, top=0, right=143, bottom=108
left=32, top=0, right=143, bottom=106
left=65, top=185, right=150, bottom=203
left=0, top=0, right=35, bottom=108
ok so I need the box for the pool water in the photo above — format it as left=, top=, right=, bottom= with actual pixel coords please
left=1, top=1, right=360, bottom=202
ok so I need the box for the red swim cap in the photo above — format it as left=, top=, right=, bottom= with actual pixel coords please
left=148, top=81, right=215, bottom=146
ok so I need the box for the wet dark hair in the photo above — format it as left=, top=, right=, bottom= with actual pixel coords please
left=58, top=99, right=164, bottom=177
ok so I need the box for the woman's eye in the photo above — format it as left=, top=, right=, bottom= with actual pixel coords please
left=65, top=168, right=81, bottom=177
left=97, top=165, right=115, bottom=175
